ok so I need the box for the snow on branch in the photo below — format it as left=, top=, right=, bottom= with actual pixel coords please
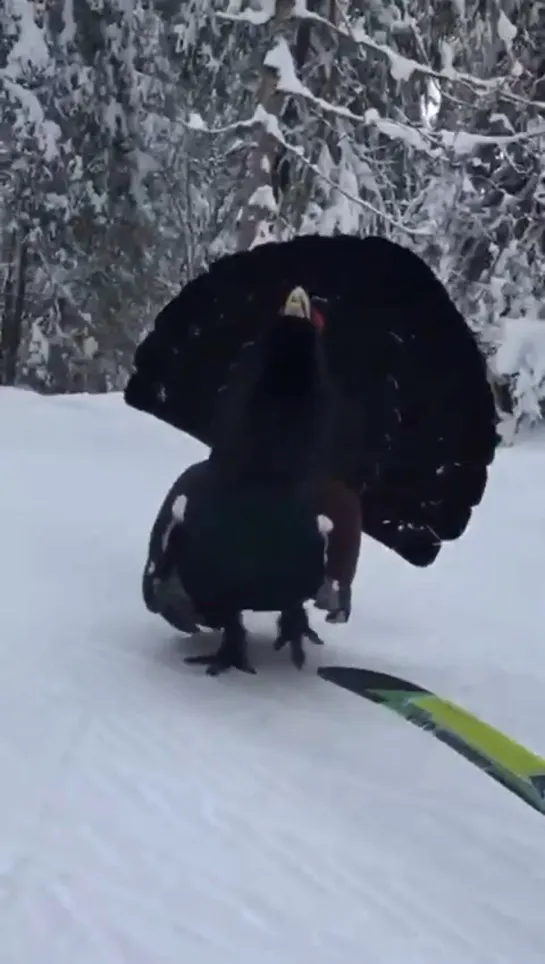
left=212, top=40, right=545, bottom=160
left=221, top=2, right=545, bottom=111
left=330, top=8, right=545, bottom=112
left=220, top=0, right=310, bottom=26
left=2, top=77, right=62, bottom=162
left=185, top=92, right=545, bottom=167
left=182, top=106, right=431, bottom=236
left=264, top=39, right=434, bottom=152
left=441, top=126, right=545, bottom=155
left=264, top=38, right=306, bottom=95
left=221, top=0, right=276, bottom=26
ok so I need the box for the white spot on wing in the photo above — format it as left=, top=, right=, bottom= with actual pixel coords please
left=317, top=514, right=333, bottom=535
left=172, top=495, right=188, bottom=522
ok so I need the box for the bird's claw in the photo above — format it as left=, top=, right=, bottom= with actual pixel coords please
left=274, top=609, right=324, bottom=669
left=185, top=630, right=255, bottom=676
left=185, top=652, right=256, bottom=676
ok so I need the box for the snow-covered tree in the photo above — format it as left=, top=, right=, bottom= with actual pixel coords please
left=190, top=0, right=545, bottom=433
left=0, top=0, right=152, bottom=389
left=0, top=0, right=250, bottom=389
left=1, top=0, right=544, bottom=435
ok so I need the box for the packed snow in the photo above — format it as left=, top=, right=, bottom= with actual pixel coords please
left=0, top=387, right=544, bottom=963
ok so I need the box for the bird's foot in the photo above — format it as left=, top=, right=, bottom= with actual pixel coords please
left=274, top=606, right=324, bottom=669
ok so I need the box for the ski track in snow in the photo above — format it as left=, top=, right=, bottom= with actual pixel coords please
left=0, top=388, right=544, bottom=963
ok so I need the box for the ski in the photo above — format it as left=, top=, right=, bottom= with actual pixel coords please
left=318, top=666, right=545, bottom=817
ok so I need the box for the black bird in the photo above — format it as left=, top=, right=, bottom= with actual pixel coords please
left=129, top=235, right=499, bottom=674
left=142, top=286, right=332, bottom=675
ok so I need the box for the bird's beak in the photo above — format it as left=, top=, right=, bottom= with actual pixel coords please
left=282, top=287, right=325, bottom=331
left=283, top=287, right=311, bottom=320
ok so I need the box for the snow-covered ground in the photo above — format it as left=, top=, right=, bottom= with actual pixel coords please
left=0, top=387, right=544, bottom=964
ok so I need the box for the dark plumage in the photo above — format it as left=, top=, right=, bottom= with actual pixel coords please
left=127, top=235, right=499, bottom=569
left=142, top=288, right=332, bottom=674
left=209, top=307, right=330, bottom=488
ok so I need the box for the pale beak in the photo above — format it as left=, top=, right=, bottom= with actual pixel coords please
left=283, top=287, right=311, bottom=320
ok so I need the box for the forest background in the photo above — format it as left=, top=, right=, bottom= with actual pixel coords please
left=1, top=0, right=544, bottom=439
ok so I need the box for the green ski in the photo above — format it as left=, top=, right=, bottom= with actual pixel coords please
left=318, top=666, right=545, bottom=816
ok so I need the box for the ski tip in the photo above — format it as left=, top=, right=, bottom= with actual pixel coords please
left=318, top=665, right=425, bottom=696
left=317, top=665, right=364, bottom=693
left=318, top=665, right=346, bottom=682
